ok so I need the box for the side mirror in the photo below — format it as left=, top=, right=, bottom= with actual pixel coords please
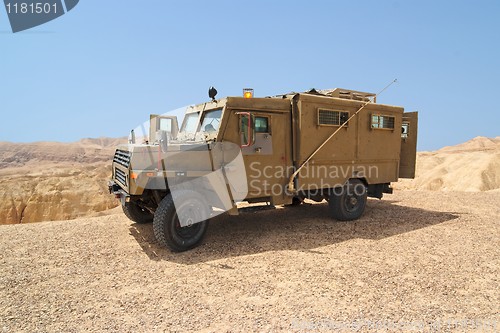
left=128, top=129, right=136, bottom=144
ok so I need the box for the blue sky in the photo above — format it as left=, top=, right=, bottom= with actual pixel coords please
left=1, top=0, right=499, bottom=150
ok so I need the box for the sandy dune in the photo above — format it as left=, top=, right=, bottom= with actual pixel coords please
left=397, top=136, right=500, bottom=192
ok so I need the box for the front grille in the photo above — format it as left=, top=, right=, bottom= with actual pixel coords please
left=113, top=149, right=131, bottom=168
left=115, top=168, right=127, bottom=186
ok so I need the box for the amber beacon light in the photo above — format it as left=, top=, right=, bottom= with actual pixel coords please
left=243, top=88, right=254, bottom=98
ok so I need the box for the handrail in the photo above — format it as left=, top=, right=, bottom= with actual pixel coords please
left=236, top=112, right=253, bottom=147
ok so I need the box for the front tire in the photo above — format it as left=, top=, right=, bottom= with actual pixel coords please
left=122, top=202, right=154, bottom=224
left=153, top=191, right=210, bottom=252
left=329, top=179, right=367, bottom=221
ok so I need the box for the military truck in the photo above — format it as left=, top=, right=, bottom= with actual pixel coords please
left=108, top=87, right=418, bottom=252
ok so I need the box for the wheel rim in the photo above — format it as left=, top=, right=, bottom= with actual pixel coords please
left=343, top=194, right=360, bottom=212
left=171, top=200, right=205, bottom=240
left=342, top=184, right=365, bottom=213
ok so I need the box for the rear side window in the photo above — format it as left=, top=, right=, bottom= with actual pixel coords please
left=371, top=114, right=395, bottom=129
left=318, top=109, right=349, bottom=126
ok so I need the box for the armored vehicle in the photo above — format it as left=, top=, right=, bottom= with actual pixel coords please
left=109, top=87, right=418, bottom=251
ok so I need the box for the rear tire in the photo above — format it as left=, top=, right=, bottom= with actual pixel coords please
left=329, top=179, right=367, bottom=221
left=153, top=191, right=210, bottom=252
left=122, top=202, right=154, bottom=224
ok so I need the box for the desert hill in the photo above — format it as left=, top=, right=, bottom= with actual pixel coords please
left=396, top=136, right=500, bottom=192
left=439, top=136, right=500, bottom=152
left=0, top=137, right=125, bottom=168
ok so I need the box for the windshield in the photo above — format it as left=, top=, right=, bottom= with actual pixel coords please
left=181, top=113, right=200, bottom=133
left=200, top=109, right=222, bottom=132
left=177, top=108, right=223, bottom=142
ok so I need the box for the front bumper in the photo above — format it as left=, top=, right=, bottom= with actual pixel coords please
left=108, top=180, right=130, bottom=206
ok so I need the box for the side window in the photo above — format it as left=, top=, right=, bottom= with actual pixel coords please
left=254, top=116, right=269, bottom=133
left=371, top=114, right=395, bottom=129
left=238, top=114, right=270, bottom=147
left=159, top=118, right=172, bottom=132
left=318, top=109, right=349, bottom=126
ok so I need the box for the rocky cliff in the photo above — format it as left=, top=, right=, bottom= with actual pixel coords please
left=0, top=138, right=125, bottom=224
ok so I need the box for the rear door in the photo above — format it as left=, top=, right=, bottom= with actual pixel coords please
left=399, top=111, right=418, bottom=178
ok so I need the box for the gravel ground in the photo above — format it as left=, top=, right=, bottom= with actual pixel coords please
left=0, top=190, right=498, bottom=332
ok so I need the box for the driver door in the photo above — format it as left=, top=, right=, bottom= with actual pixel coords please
left=236, top=110, right=291, bottom=203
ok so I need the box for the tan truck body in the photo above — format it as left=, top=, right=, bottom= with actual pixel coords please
left=109, top=88, right=418, bottom=251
